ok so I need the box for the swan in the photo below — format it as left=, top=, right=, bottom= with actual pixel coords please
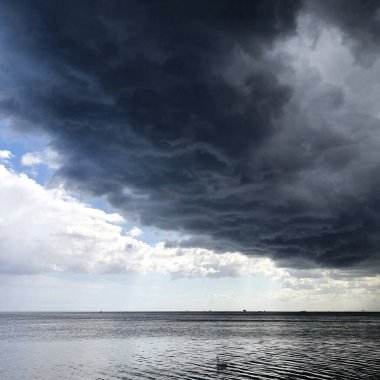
left=216, top=355, right=228, bottom=370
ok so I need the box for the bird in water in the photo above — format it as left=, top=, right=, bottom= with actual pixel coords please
left=216, top=355, right=228, bottom=370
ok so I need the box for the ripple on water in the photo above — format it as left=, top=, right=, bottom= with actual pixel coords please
left=0, top=312, right=379, bottom=379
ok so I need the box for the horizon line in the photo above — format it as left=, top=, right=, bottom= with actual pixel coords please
left=1, top=310, right=379, bottom=313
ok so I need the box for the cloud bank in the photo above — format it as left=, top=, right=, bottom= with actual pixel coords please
left=0, top=163, right=265, bottom=278
left=1, top=1, right=380, bottom=272
left=1, top=162, right=379, bottom=308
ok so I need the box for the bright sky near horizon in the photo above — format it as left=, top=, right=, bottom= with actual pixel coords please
left=0, top=0, right=380, bottom=311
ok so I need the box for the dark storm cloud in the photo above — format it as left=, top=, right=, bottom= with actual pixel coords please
left=308, top=0, right=380, bottom=66
left=1, top=0, right=380, bottom=272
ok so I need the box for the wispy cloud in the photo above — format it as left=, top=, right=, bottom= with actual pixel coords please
left=21, top=148, right=60, bottom=169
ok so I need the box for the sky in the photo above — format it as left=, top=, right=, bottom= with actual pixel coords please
left=0, top=0, right=379, bottom=311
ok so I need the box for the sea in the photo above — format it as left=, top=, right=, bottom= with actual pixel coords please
left=0, top=312, right=379, bottom=379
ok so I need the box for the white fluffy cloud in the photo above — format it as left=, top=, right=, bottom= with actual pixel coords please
left=0, top=150, right=12, bottom=162
left=129, top=227, right=142, bottom=238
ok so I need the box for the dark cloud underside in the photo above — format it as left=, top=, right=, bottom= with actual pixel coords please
left=1, top=0, right=380, bottom=271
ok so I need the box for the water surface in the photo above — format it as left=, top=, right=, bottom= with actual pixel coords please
left=0, top=312, right=379, bottom=379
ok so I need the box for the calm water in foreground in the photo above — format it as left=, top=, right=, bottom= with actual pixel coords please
left=0, top=312, right=379, bottom=379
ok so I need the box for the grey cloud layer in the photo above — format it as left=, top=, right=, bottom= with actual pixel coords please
left=1, top=0, right=380, bottom=272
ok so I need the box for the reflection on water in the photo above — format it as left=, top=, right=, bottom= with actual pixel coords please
left=0, top=312, right=379, bottom=379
